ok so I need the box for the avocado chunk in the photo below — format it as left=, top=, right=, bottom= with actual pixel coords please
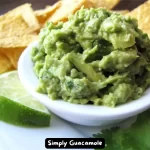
left=68, top=53, right=101, bottom=82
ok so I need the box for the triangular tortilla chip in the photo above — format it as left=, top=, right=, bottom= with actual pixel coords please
left=89, top=0, right=106, bottom=8
left=0, top=3, right=40, bottom=32
left=0, top=15, right=35, bottom=38
left=47, top=0, right=93, bottom=24
left=0, top=34, right=38, bottom=48
left=127, top=1, right=150, bottom=35
left=47, top=0, right=120, bottom=24
left=0, top=51, right=15, bottom=74
left=35, top=1, right=61, bottom=24
left=0, top=48, right=24, bottom=68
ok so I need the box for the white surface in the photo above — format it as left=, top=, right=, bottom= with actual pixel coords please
left=0, top=113, right=137, bottom=150
left=0, top=114, right=88, bottom=150
left=69, top=115, right=137, bottom=137
left=18, top=42, right=150, bottom=126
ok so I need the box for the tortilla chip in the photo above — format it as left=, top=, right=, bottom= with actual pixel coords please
left=0, top=52, right=15, bottom=74
left=127, top=1, right=150, bottom=35
left=0, top=34, right=38, bottom=48
left=89, top=0, right=105, bottom=8
left=113, top=10, right=129, bottom=15
left=47, top=0, right=120, bottom=24
left=0, top=3, right=40, bottom=32
left=0, top=48, right=24, bottom=68
left=104, top=0, right=120, bottom=10
left=35, top=1, right=61, bottom=24
left=47, top=0, right=93, bottom=24
left=0, top=15, right=35, bottom=39
left=89, top=0, right=120, bottom=9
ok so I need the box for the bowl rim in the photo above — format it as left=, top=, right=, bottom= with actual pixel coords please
left=18, top=41, right=150, bottom=120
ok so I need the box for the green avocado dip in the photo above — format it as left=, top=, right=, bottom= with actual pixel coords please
left=31, top=8, right=150, bottom=107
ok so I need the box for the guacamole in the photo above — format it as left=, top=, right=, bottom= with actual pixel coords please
left=31, top=8, right=150, bottom=107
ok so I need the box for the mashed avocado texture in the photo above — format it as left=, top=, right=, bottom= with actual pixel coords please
left=31, top=8, right=150, bottom=107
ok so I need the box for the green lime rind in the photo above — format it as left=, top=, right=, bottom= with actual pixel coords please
left=0, top=71, right=51, bottom=127
left=0, top=95, right=50, bottom=127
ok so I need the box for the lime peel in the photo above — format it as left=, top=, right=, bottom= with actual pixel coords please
left=0, top=71, right=50, bottom=127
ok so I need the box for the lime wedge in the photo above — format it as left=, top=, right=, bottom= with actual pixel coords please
left=0, top=71, right=50, bottom=127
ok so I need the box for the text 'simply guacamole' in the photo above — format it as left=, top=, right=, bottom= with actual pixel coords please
left=31, top=8, right=150, bottom=107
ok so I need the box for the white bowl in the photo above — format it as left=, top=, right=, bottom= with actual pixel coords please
left=18, top=42, right=150, bottom=126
